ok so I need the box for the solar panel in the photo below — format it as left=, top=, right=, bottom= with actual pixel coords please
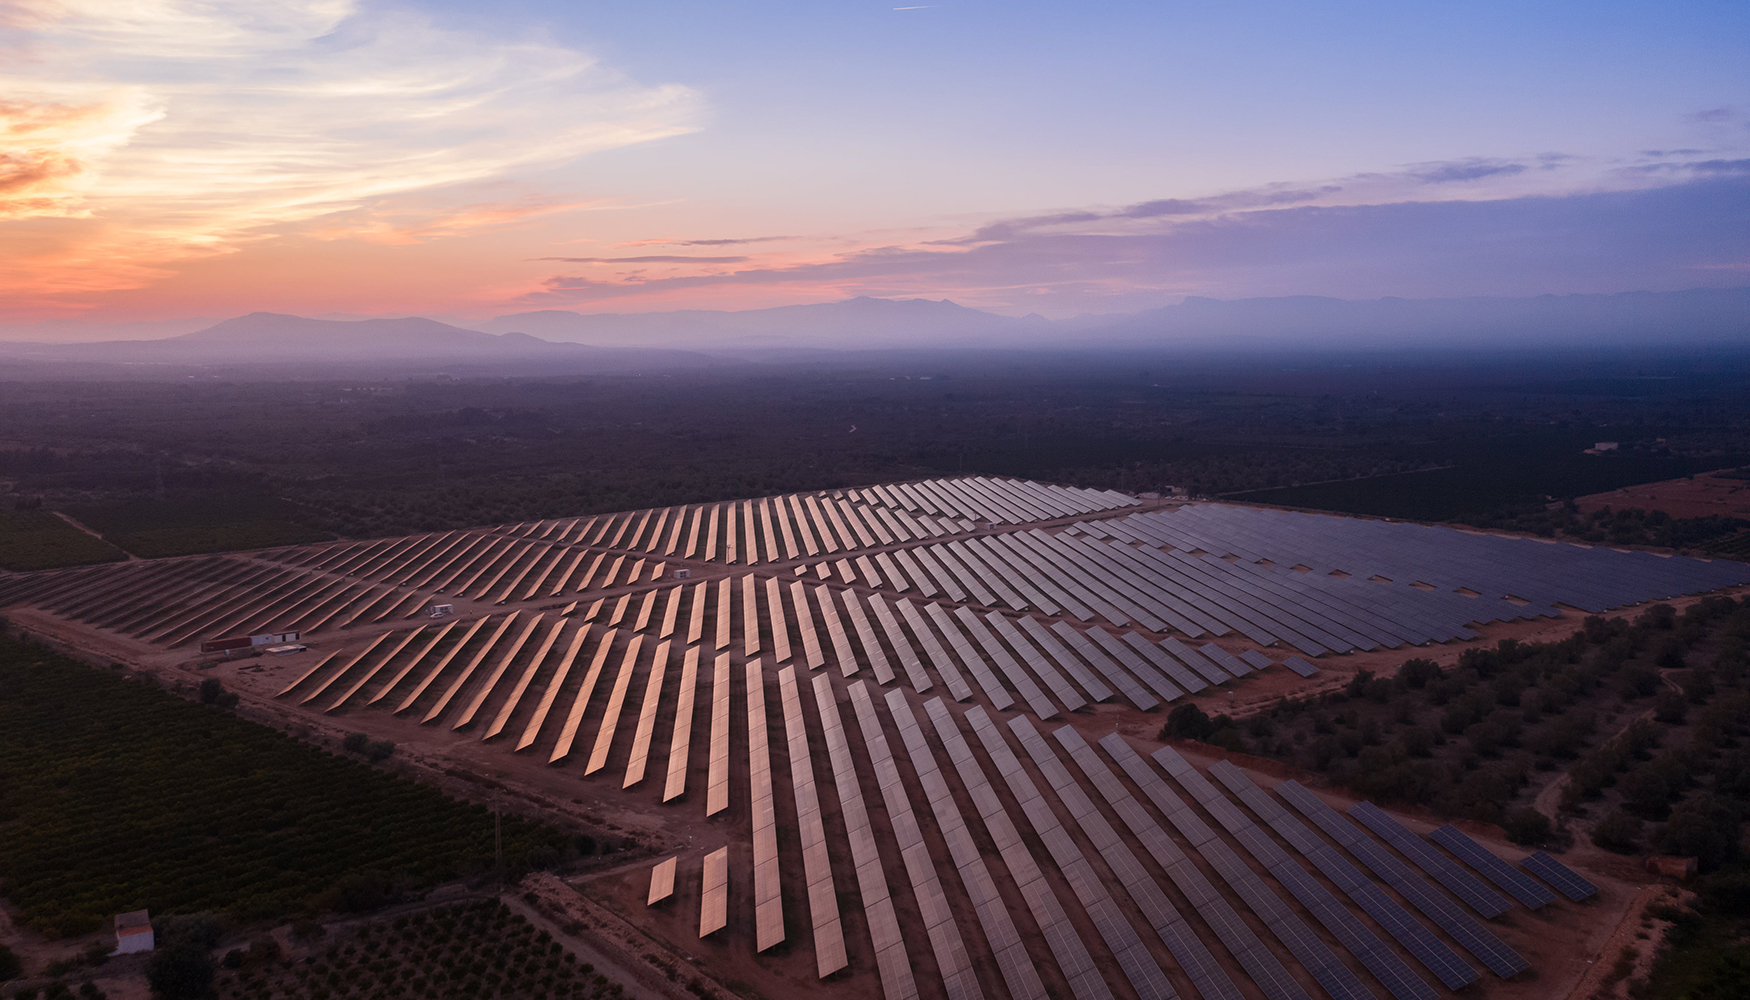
left=548, top=627, right=617, bottom=763
left=1430, top=825, right=1555, bottom=909
left=1161, top=637, right=1231, bottom=685
left=845, top=683, right=983, bottom=1000
left=1283, top=656, right=1319, bottom=677
left=889, top=693, right=1046, bottom=1000
left=699, top=847, right=728, bottom=937
left=1520, top=851, right=1599, bottom=902
left=662, top=646, right=700, bottom=802
left=585, top=633, right=644, bottom=775
left=623, top=639, right=671, bottom=788
left=776, top=667, right=846, bottom=977
left=1155, top=747, right=1436, bottom=1000
left=1199, top=642, right=1253, bottom=676
left=1010, top=718, right=1245, bottom=1000
left=1348, top=802, right=1512, bottom=918
left=1207, top=762, right=1477, bottom=990
left=1275, top=782, right=1529, bottom=978
left=1238, top=649, right=1273, bottom=671
left=1098, top=737, right=1375, bottom=1000
left=746, top=660, right=784, bottom=953
left=965, top=710, right=1172, bottom=1000
left=922, top=700, right=1112, bottom=1000
left=1050, top=621, right=1159, bottom=710
left=648, top=857, right=677, bottom=905
left=706, top=652, right=731, bottom=816
left=809, top=674, right=920, bottom=1000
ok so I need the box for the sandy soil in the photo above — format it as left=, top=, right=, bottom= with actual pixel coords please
left=1575, top=469, right=1750, bottom=520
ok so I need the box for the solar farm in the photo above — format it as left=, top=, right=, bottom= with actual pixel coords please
left=3, top=475, right=1745, bottom=1000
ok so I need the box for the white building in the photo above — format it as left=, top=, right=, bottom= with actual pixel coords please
left=113, top=910, right=154, bottom=955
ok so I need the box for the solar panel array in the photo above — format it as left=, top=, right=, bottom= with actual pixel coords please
left=1520, top=851, right=1600, bottom=902
left=1430, top=824, right=1556, bottom=909
left=1207, top=762, right=1477, bottom=990
left=1348, top=802, right=1513, bottom=918
left=4, top=477, right=1673, bottom=1000
left=1277, top=782, right=1529, bottom=978
left=1100, top=737, right=1378, bottom=1000
left=847, top=682, right=984, bottom=1000
left=1094, top=503, right=1750, bottom=628
left=1154, top=747, right=1437, bottom=1000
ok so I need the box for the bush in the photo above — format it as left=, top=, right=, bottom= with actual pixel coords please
left=1591, top=810, right=1644, bottom=854
left=1655, top=689, right=1688, bottom=724
left=0, top=942, right=20, bottom=980
left=198, top=677, right=223, bottom=705
left=1160, top=703, right=1215, bottom=742
left=1504, top=808, right=1552, bottom=847
left=1397, top=658, right=1440, bottom=689
left=365, top=740, right=396, bottom=763
left=342, top=732, right=371, bottom=754
left=146, top=944, right=214, bottom=1000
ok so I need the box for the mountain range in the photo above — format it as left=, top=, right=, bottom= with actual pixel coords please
left=0, top=287, right=1745, bottom=376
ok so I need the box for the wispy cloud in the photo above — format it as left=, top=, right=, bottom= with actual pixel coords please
left=621, top=235, right=800, bottom=247
left=0, top=0, right=698, bottom=312
left=535, top=255, right=751, bottom=264
left=519, top=176, right=1750, bottom=315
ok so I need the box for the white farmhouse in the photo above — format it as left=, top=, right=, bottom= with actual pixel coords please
left=112, top=910, right=154, bottom=955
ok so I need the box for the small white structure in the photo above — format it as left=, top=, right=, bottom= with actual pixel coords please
left=1594, top=441, right=1619, bottom=452
left=113, top=909, right=154, bottom=955
left=428, top=603, right=454, bottom=618
left=672, top=568, right=692, bottom=580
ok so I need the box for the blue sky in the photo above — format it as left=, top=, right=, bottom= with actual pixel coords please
left=2, top=0, right=1746, bottom=331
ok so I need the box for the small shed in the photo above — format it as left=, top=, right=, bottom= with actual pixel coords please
left=113, top=909, right=155, bottom=954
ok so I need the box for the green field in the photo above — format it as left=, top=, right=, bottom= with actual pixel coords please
left=0, top=508, right=127, bottom=571
left=71, top=493, right=332, bottom=558
left=0, top=631, right=568, bottom=937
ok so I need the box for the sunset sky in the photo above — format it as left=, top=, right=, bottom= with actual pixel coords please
left=2, top=0, right=1747, bottom=336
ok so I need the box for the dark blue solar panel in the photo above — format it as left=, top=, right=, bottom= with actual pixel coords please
left=1520, top=851, right=1599, bottom=902
left=1430, top=825, right=1555, bottom=909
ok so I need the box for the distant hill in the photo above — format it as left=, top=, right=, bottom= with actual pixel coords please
left=478, top=296, right=1052, bottom=349
left=0, top=312, right=720, bottom=373
left=0, top=288, right=1744, bottom=377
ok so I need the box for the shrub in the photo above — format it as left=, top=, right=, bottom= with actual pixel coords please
left=199, top=677, right=224, bottom=704
left=1397, top=658, right=1440, bottom=689
left=1504, top=808, right=1552, bottom=847
left=0, top=943, right=20, bottom=981
left=342, top=732, right=371, bottom=754
left=146, top=944, right=215, bottom=1000
left=1160, top=703, right=1215, bottom=742
left=1654, top=689, right=1688, bottom=724
left=1591, top=810, right=1644, bottom=854
left=366, top=740, right=396, bottom=763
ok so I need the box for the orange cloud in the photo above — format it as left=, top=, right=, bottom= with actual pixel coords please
left=0, top=0, right=698, bottom=316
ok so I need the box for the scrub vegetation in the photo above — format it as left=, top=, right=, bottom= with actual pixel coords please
left=0, top=626, right=568, bottom=938
left=1167, top=596, right=1750, bottom=862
